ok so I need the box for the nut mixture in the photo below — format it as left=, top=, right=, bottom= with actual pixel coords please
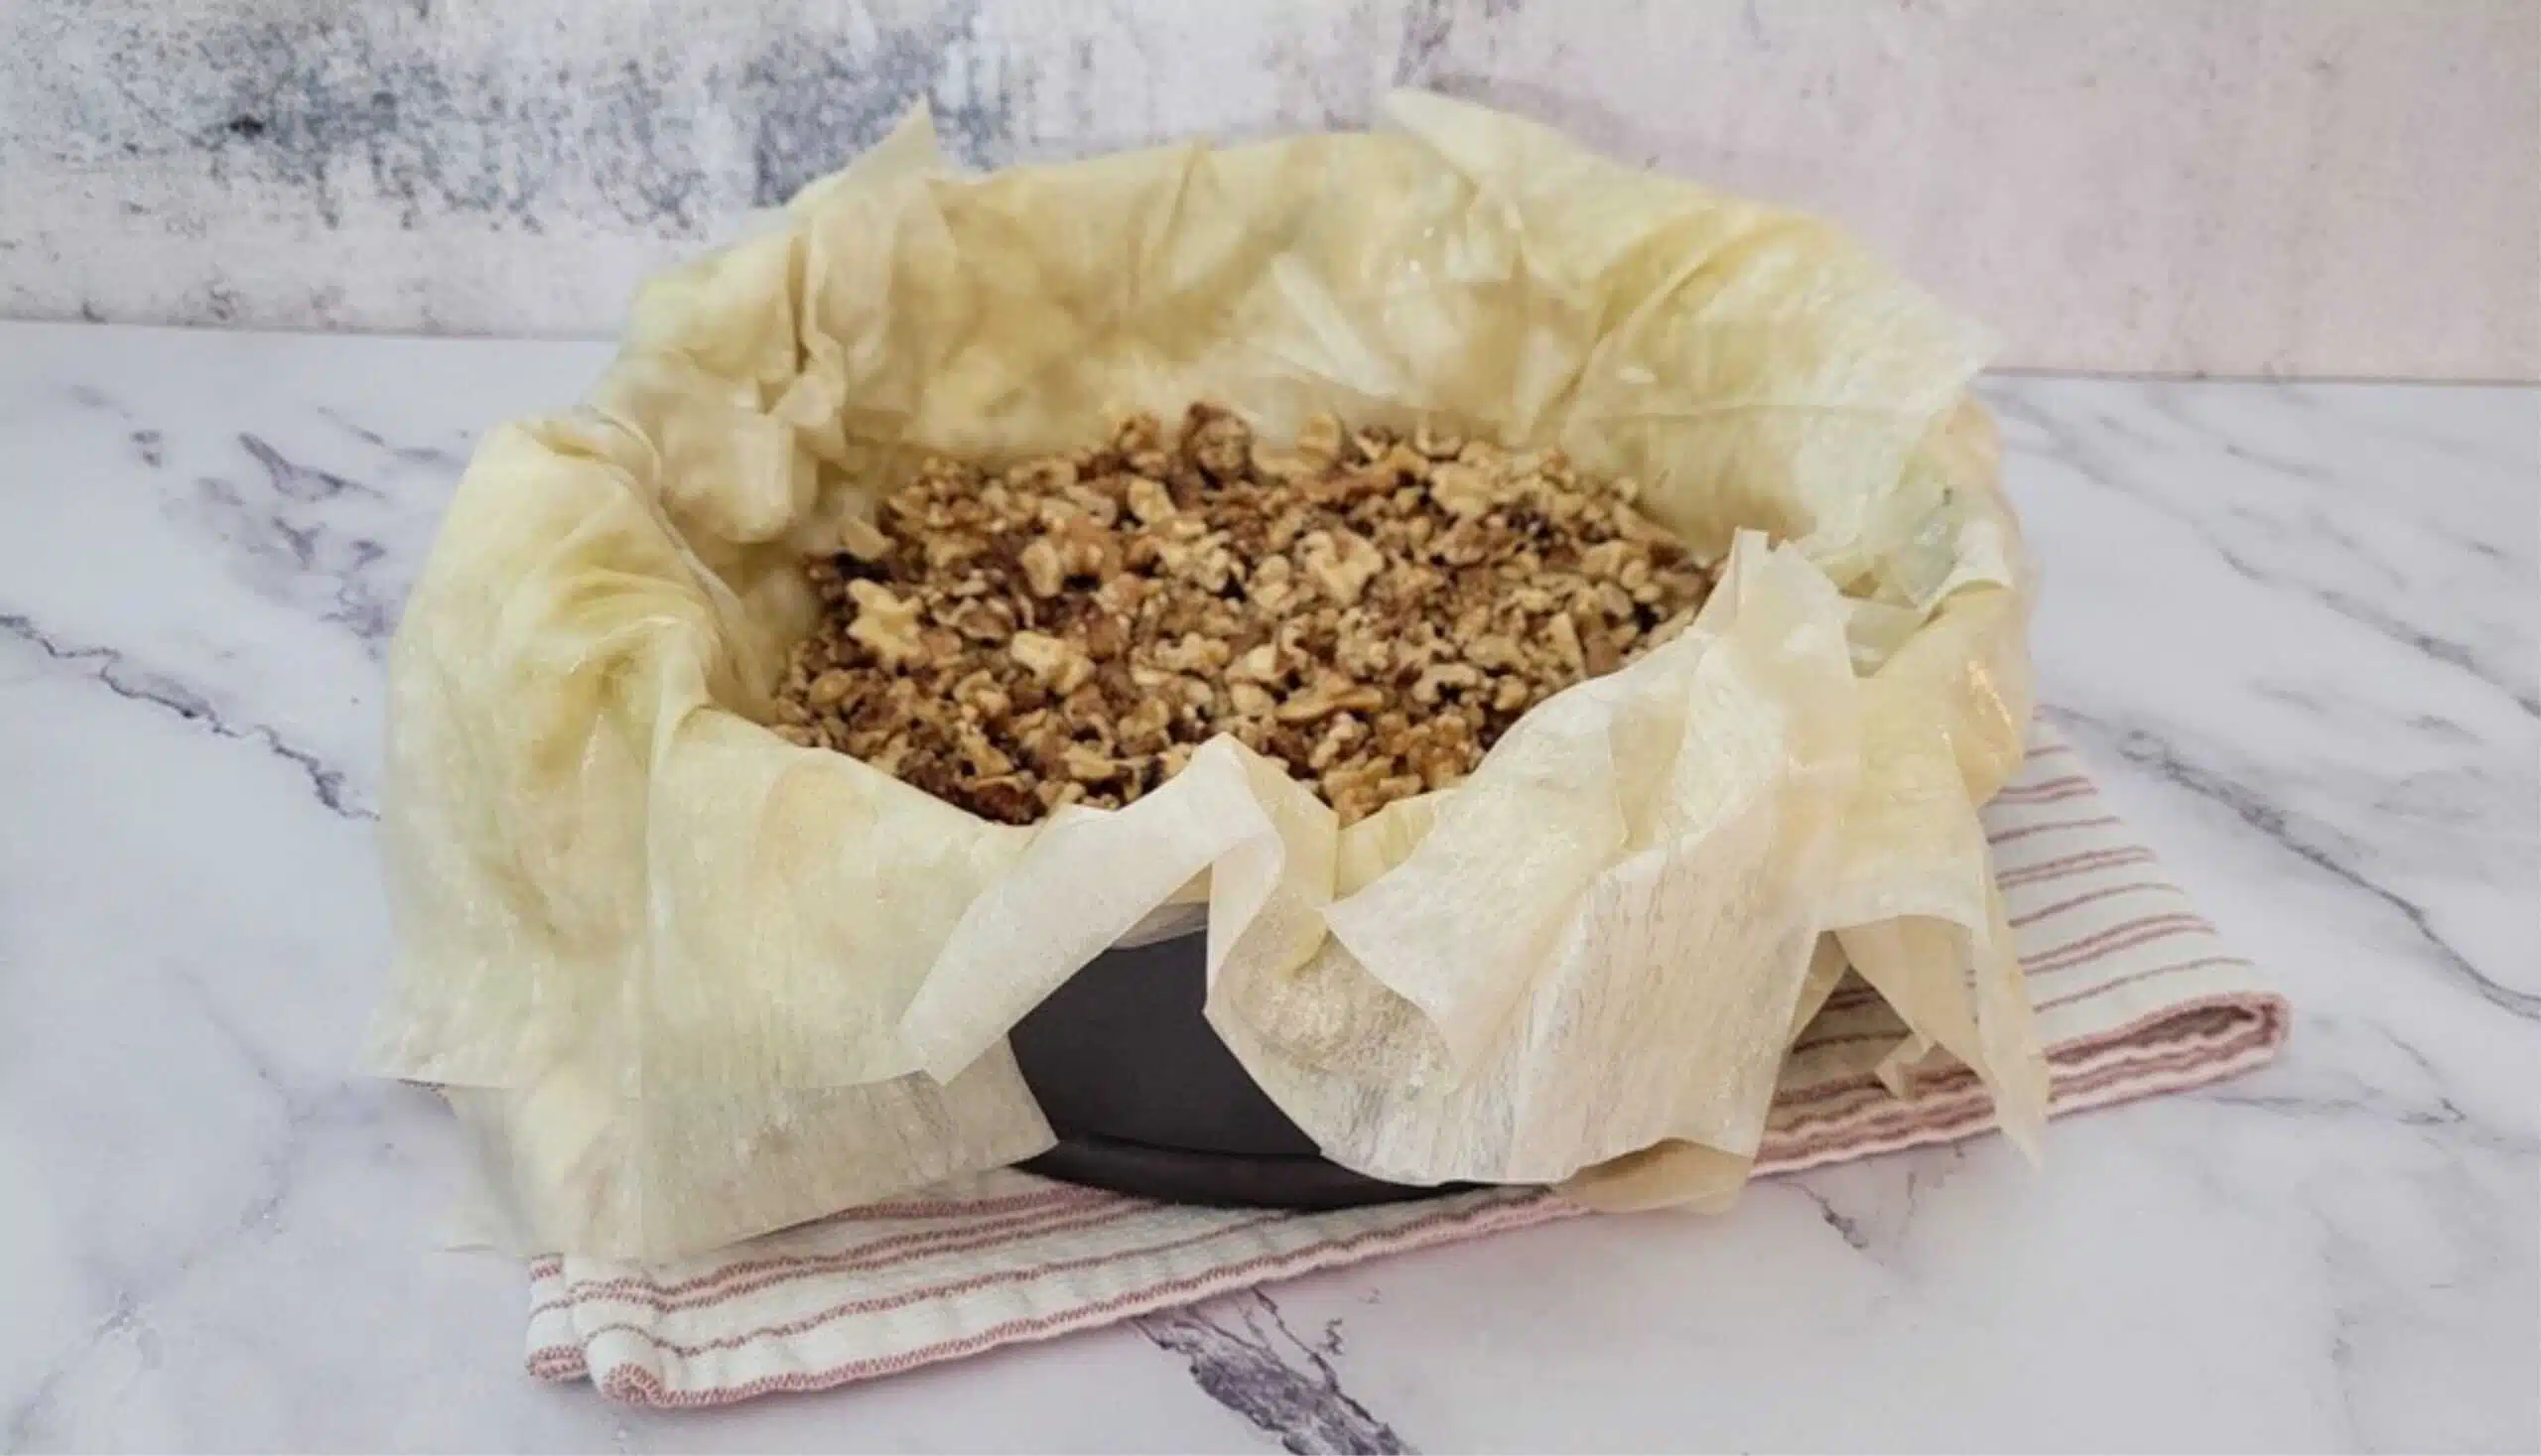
left=772, top=404, right=1712, bottom=825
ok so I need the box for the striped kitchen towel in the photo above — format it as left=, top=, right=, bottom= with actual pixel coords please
left=525, top=721, right=2287, bottom=1406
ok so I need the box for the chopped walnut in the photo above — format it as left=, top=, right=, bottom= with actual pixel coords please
left=1277, top=674, right=1387, bottom=725
left=1545, top=611, right=1587, bottom=676
left=1151, top=632, right=1232, bottom=675
left=1411, top=662, right=1483, bottom=706
left=1126, top=475, right=1176, bottom=525
left=1009, top=631, right=1093, bottom=693
left=1062, top=743, right=1123, bottom=784
left=808, top=669, right=856, bottom=709
left=1426, top=462, right=1498, bottom=519
left=1018, top=538, right=1065, bottom=597
left=773, top=403, right=1712, bottom=824
left=1308, top=713, right=1368, bottom=771
left=845, top=581, right=924, bottom=666
left=1299, top=528, right=1383, bottom=606
left=1185, top=405, right=1253, bottom=481
left=1412, top=418, right=1462, bottom=460
left=1229, top=642, right=1283, bottom=684
left=1293, top=412, right=1345, bottom=465
left=838, top=514, right=891, bottom=562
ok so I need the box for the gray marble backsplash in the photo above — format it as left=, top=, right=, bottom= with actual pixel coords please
left=4, top=0, right=2533, bottom=378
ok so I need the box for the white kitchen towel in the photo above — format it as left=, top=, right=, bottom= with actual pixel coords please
left=525, top=722, right=2288, bottom=1406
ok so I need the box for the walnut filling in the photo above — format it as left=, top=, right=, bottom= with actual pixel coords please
left=773, top=404, right=1713, bottom=825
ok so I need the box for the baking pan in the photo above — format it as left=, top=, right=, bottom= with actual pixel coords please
left=1008, top=929, right=1471, bottom=1209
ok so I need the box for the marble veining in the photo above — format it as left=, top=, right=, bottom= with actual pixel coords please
left=1135, top=1291, right=1408, bottom=1455
left=0, top=322, right=2532, bottom=1451
left=0, top=610, right=370, bottom=823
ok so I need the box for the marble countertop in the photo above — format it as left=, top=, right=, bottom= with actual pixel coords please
left=1, top=321, right=2531, bottom=1453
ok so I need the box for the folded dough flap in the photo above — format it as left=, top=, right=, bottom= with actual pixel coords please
left=1213, top=534, right=1866, bottom=1187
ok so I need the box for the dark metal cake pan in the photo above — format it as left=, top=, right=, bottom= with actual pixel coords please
left=1006, top=929, right=1469, bottom=1209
